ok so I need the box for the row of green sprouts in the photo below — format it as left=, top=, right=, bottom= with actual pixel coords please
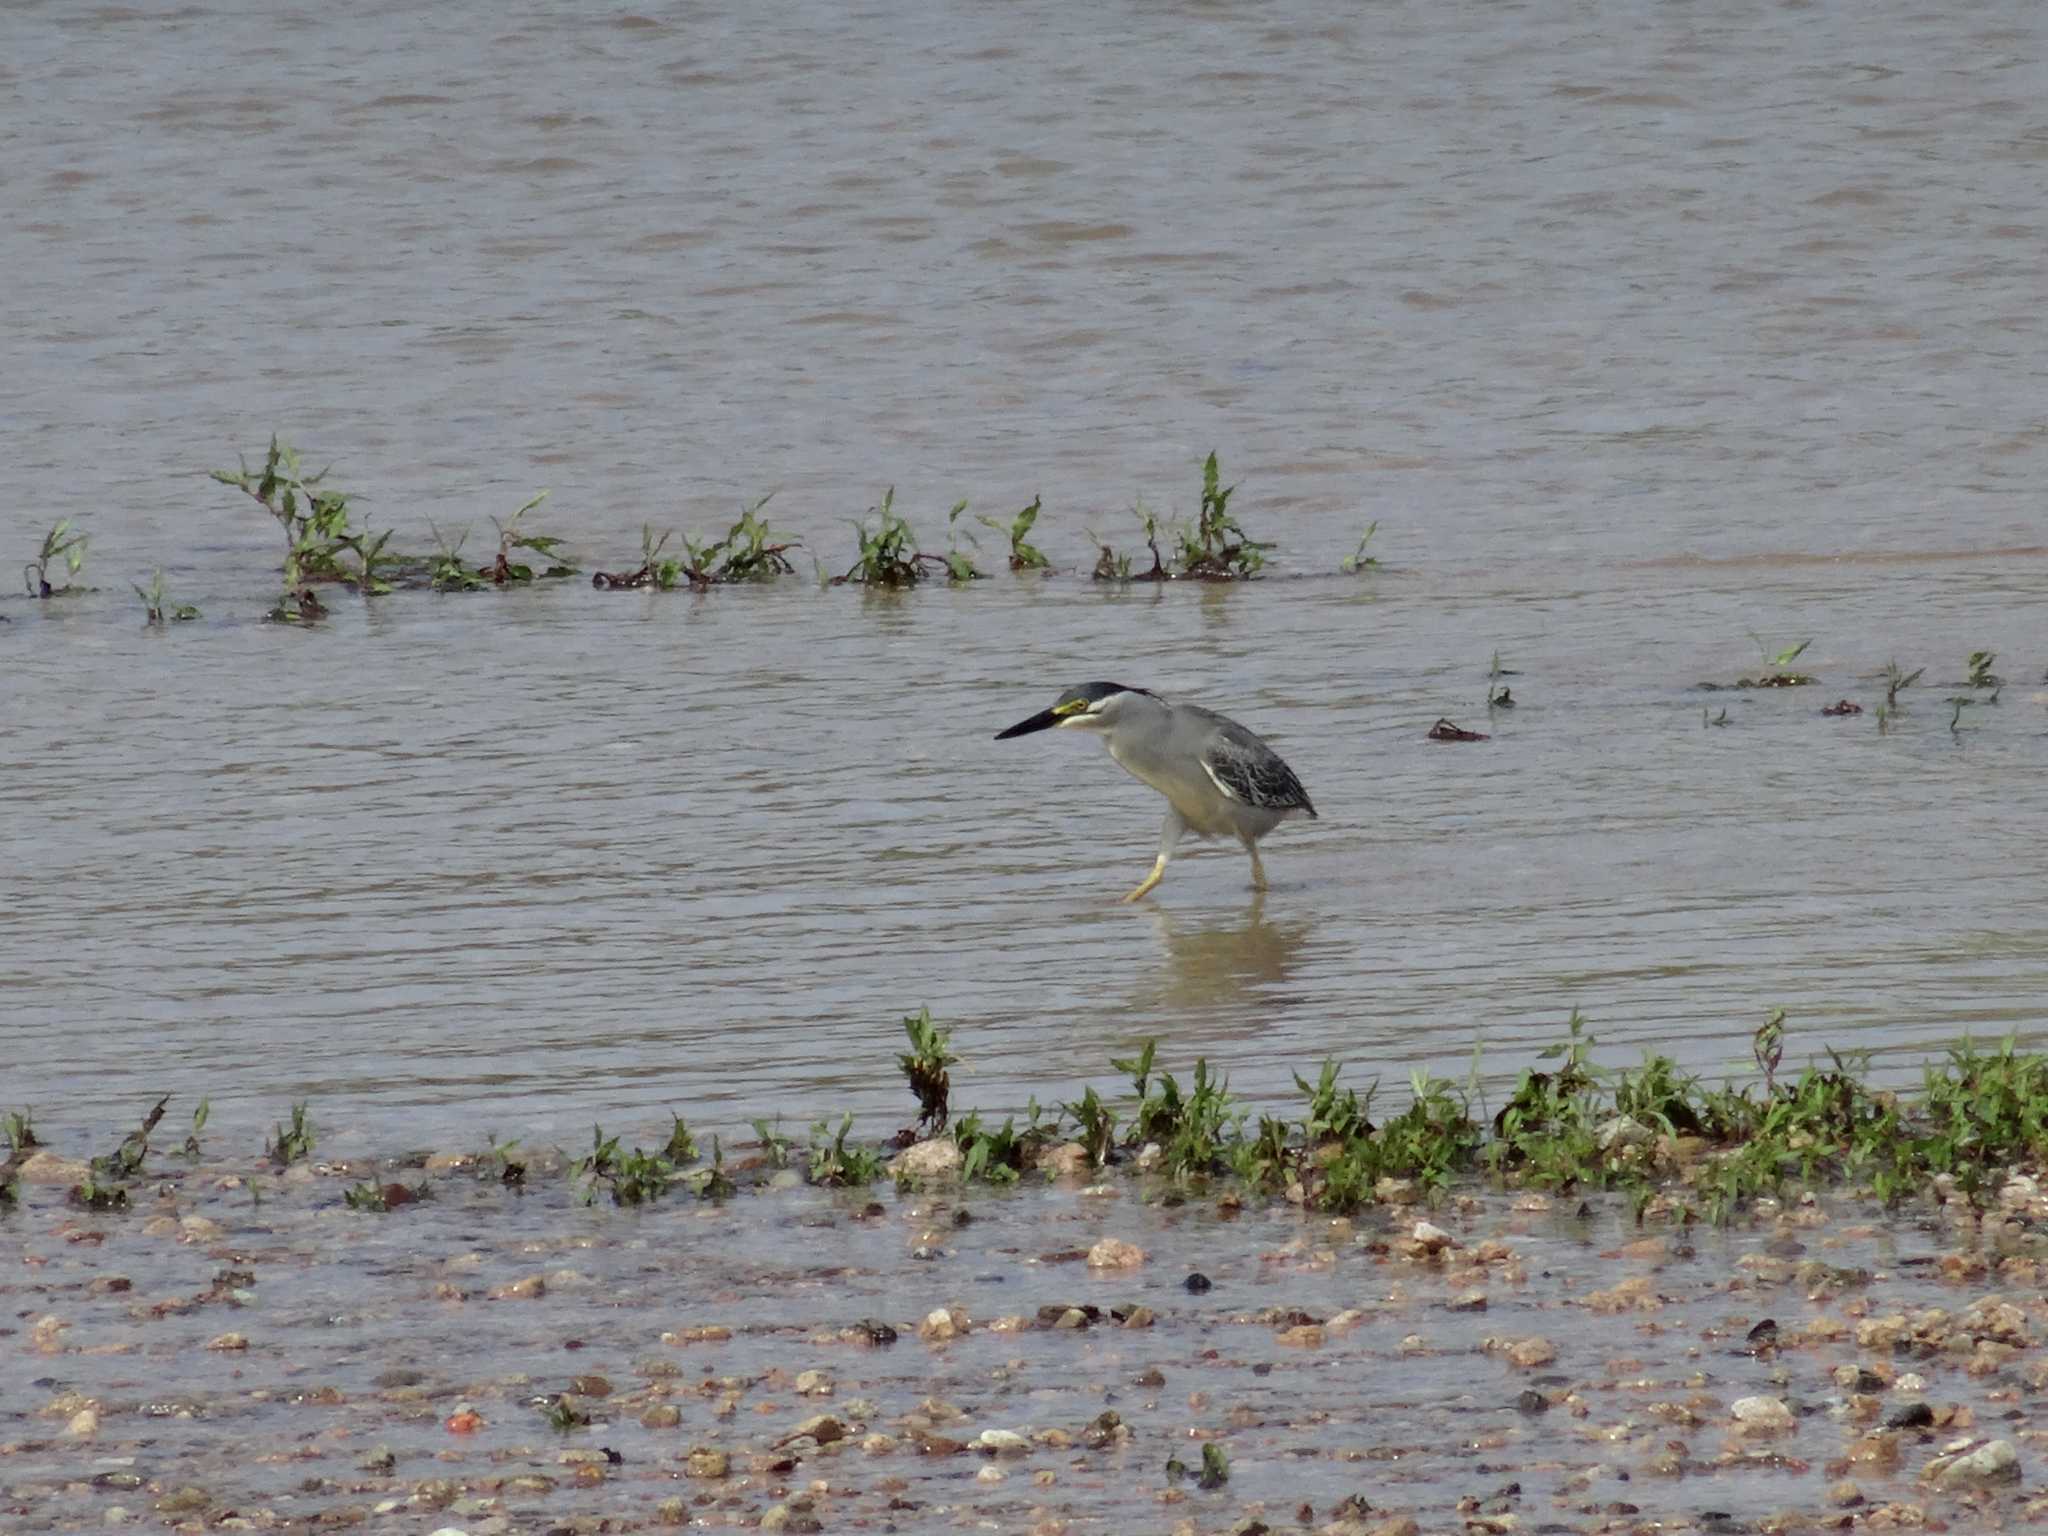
left=12, top=1011, right=2046, bottom=1225
left=17, top=441, right=1372, bottom=621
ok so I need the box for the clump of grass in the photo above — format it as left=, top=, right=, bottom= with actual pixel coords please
left=662, top=1115, right=696, bottom=1165
left=940, top=501, right=985, bottom=582
left=1340, top=521, right=1380, bottom=574
left=955, top=1111, right=1038, bottom=1184
left=133, top=568, right=200, bottom=624
left=750, top=1116, right=795, bottom=1170
left=344, top=1180, right=427, bottom=1213
left=483, top=1132, right=526, bottom=1187
left=212, top=437, right=373, bottom=621
left=69, top=1171, right=130, bottom=1212
left=807, top=1114, right=884, bottom=1187
left=92, top=1095, right=168, bottom=1182
left=267, top=1101, right=316, bottom=1167
left=1198, top=1444, right=1230, bottom=1489
left=684, top=495, right=799, bottom=585
left=576, top=1125, right=674, bottom=1206
left=485, top=491, right=574, bottom=584
left=1173, top=453, right=1270, bottom=579
left=1966, top=650, right=2000, bottom=690
left=5, top=1109, right=42, bottom=1153
left=694, top=1136, right=737, bottom=1200
left=427, top=520, right=484, bottom=592
left=1881, top=659, right=1924, bottom=711
left=1088, top=506, right=1166, bottom=584
left=24, top=520, right=89, bottom=598
left=980, top=495, right=1049, bottom=570
left=592, top=525, right=684, bottom=591
left=1061, top=1086, right=1118, bottom=1168
left=1741, top=632, right=1815, bottom=687
left=836, top=488, right=942, bottom=587
left=899, top=1006, right=958, bottom=1132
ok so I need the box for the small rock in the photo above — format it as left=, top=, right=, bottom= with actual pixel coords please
left=889, top=1138, right=964, bottom=1182
left=205, top=1332, right=249, bottom=1352
left=1037, top=1142, right=1091, bottom=1178
left=1515, top=1389, right=1549, bottom=1415
left=1596, top=1114, right=1654, bottom=1152
left=781, top=1414, right=846, bottom=1447
left=1504, top=1337, right=1556, bottom=1368
left=1730, top=1395, right=1795, bottom=1433
left=1922, top=1437, right=2019, bottom=1488
left=65, top=1407, right=99, bottom=1439
left=795, top=1369, right=833, bottom=1396
left=1411, top=1220, right=1456, bottom=1254
left=641, top=1404, right=681, bottom=1429
left=683, top=1448, right=728, bottom=1479
left=18, top=1150, right=92, bottom=1185
left=976, top=1464, right=1005, bottom=1484
left=1447, top=1289, right=1487, bottom=1312
left=1087, top=1238, right=1144, bottom=1269
left=1277, top=1323, right=1326, bottom=1348
left=488, top=1274, right=546, bottom=1301
left=357, top=1445, right=396, bottom=1473
left=1829, top=1479, right=1865, bottom=1508
left=920, top=1308, right=960, bottom=1342
left=975, top=1428, right=1029, bottom=1455
left=1184, top=1272, right=1213, bottom=1294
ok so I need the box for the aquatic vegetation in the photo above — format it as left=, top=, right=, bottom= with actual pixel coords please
left=1882, top=658, right=1924, bottom=711
left=695, top=1135, right=737, bottom=1200
left=483, top=1132, right=526, bottom=1187
left=4, top=1109, right=41, bottom=1152
left=685, top=495, right=799, bottom=585
left=1740, top=632, right=1815, bottom=687
left=1486, top=649, right=1516, bottom=710
left=426, top=521, right=485, bottom=592
left=1702, top=706, right=1729, bottom=727
left=750, top=1116, right=795, bottom=1170
left=211, top=436, right=363, bottom=620
left=576, top=1125, right=674, bottom=1206
left=543, top=1394, right=592, bottom=1432
left=1966, top=649, right=2000, bottom=689
left=24, top=519, right=89, bottom=597
left=1172, top=453, right=1269, bottom=579
left=1061, top=1086, right=1118, bottom=1168
left=836, top=488, right=947, bottom=587
left=485, top=491, right=574, bottom=584
left=68, top=1171, right=129, bottom=1212
left=1198, top=1443, right=1231, bottom=1489
left=91, top=1095, right=168, bottom=1182
left=953, top=1110, right=1036, bottom=1184
left=899, top=1006, right=958, bottom=1131
left=132, top=567, right=200, bottom=624
left=662, top=1114, right=696, bottom=1165
left=1428, top=718, right=1488, bottom=742
left=592, top=524, right=684, bottom=590
left=807, top=1114, right=884, bottom=1187
left=267, top=1100, right=316, bottom=1167
left=1088, top=505, right=1166, bottom=584
left=979, top=495, right=1049, bottom=570
left=1340, top=520, right=1380, bottom=574
left=940, top=501, right=985, bottom=582
left=344, top=1179, right=428, bottom=1213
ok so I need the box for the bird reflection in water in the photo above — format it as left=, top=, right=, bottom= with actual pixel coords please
left=1134, top=895, right=1313, bottom=1015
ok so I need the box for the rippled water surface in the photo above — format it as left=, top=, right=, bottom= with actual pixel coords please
left=3, top=0, right=2045, bottom=1148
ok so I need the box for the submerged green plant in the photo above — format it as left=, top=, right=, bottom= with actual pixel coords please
left=941, top=501, right=985, bottom=582
left=25, top=519, right=89, bottom=597
left=1173, top=453, right=1269, bottom=579
left=132, top=568, right=200, bottom=624
left=92, top=1095, right=168, bottom=1182
left=268, top=1101, right=316, bottom=1167
left=682, top=494, right=799, bottom=585
left=899, top=1007, right=958, bottom=1132
left=807, top=1114, right=884, bottom=1187
left=576, top=1124, right=674, bottom=1206
left=979, top=495, right=1049, bottom=570
left=593, top=524, right=683, bottom=591
left=1340, top=521, right=1380, bottom=574
left=426, top=520, right=484, bottom=591
left=750, top=1116, right=795, bottom=1170
left=1061, top=1086, right=1118, bottom=1168
left=1486, top=649, right=1517, bottom=710
left=212, top=437, right=362, bottom=621
left=1966, top=650, right=2000, bottom=689
left=5, top=1109, right=44, bottom=1153
left=486, top=491, right=574, bottom=584
left=838, top=488, right=922, bottom=586
left=1882, top=658, right=1924, bottom=711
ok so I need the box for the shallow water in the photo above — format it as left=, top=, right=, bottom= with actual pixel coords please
left=3, top=0, right=2047, bottom=1148
left=6, top=1163, right=2045, bottom=1533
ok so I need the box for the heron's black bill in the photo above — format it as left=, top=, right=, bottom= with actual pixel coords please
left=995, top=707, right=1061, bottom=740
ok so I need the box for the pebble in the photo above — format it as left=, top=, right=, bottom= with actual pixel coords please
left=1730, top=1395, right=1794, bottom=1433
left=1087, top=1237, right=1144, bottom=1268
left=889, top=1138, right=964, bottom=1182
left=1503, top=1337, right=1556, bottom=1368
left=1922, top=1436, right=2019, bottom=1488
left=204, top=1331, right=248, bottom=1351
left=795, top=1369, right=833, bottom=1396
left=65, top=1407, right=99, bottom=1438
left=1184, top=1272, right=1213, bottom=1293
left=683, top=1448, right=729, bottom=1478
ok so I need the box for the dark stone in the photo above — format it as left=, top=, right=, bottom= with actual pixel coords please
left=1886, top=1402, right=1934, bottom=1429
left=1184, top=1272, right=1213, bottom=1294
left=1516, top=1389, right=1549, bottom=1415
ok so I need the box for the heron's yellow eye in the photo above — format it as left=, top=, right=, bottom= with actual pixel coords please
left=1052, top=699, right=1088, bottom=718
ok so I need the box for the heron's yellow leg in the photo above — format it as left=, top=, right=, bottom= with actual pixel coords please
left=1247, top=844, right=1269, bottom=892
left=1121, top=854, right=1168, bottom=904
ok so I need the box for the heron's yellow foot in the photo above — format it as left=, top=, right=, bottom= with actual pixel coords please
left=1248, top=847, right=1269, bottom=892
left=1121, top=855, right=1168, bottom=903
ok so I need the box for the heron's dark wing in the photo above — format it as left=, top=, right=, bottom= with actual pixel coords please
left=1201, top=719, right=1317, bottom=817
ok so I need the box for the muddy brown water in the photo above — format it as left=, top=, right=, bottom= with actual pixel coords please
left=4, top=1, right=2048, bottom=1162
